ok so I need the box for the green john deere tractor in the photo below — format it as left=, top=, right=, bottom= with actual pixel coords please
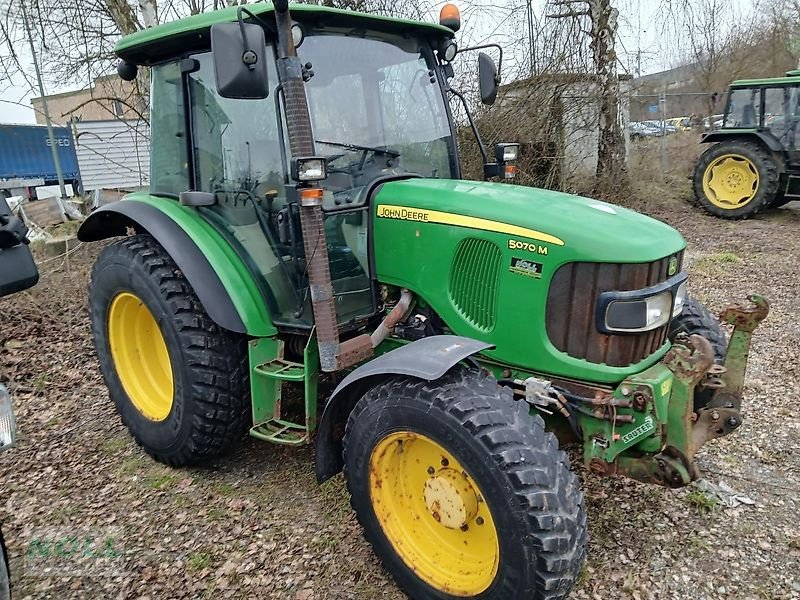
left=694, top=70, right=800, bottom=218
left=79, top=2, right=768, bottom=598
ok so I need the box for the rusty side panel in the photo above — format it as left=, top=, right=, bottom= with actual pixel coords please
left=545, top=252, right=683, bottom=367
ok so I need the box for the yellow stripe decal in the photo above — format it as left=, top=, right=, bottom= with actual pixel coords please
left=376, top=204, right=565, bottom=246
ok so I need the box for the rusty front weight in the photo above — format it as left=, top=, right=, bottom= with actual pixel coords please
left=714, top=295, right=770, bottom=411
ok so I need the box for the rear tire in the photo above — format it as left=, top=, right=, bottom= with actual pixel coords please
left=693, top=141, right=779, bottom=219
left=90, top=235, right=251, bottom=466
left=343, top=369, right=586, bottom=600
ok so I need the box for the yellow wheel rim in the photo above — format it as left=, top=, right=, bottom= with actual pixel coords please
left=369, top=431, right=499, bottom=596
left=702, top=153, right=759, bottom=209
left=108, top=292, right=174, bottom=421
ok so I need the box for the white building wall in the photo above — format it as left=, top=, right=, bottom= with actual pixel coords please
left=73, top=119, right=150, bottom=191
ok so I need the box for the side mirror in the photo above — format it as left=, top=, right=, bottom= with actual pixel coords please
left=0, top=197, right=39, bottom=298
left=478, top=52, right=498, bottom=105
left=210, top=22, right=269, bottom=99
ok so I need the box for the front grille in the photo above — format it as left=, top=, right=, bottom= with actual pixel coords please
left=449, top=238, right=502, bottom=331
left=545, top=252, right=684, bottom=367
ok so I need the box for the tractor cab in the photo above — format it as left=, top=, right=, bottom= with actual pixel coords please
left=721, top=74, right=800, bottom=150
left=115, top=3, right=506, bottom=335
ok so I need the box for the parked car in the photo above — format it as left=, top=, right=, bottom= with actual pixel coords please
left=628, top=121, right=664, bottom=138
left=666, top=116, right=693, bottom=131
left=642, top=119, right=678, bottom=134
left=0, top=195, right=40, bottom=600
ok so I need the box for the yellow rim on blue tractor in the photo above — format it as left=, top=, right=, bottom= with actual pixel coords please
left=702, top=153, right=759, bottom=209
left=108, top=292, right=174, bottom=421
left=369, top=431, right=500, bottom=596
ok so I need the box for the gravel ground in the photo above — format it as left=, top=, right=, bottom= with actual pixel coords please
left=1, top=191, right=798, bottom=600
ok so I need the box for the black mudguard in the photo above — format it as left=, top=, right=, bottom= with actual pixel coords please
left=701, top=130, right=785, bottom=153
left=314, top=335, right=493, bottom=483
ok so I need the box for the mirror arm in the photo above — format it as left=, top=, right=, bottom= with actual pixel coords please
left=236, top=6, right=275, bottom=34
left=458, top=43, right=503, bottom=78
left=449, top=87, right=489, bottom=163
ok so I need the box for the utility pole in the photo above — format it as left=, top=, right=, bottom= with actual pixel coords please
left=526, top=0, right=535, bottom=76
left=19, top=0, right=68, bottom=201
left=547, top=0, right=627, bottom=188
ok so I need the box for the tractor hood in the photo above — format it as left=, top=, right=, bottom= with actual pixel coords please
left=373, top=179, right=685, bottom=263
left=371, top=178, right=688, bottom=384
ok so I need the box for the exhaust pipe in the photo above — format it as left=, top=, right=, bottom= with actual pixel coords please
left=272, top=0, right=373, bottom=371
left=370, top=289, right=413, bottom=348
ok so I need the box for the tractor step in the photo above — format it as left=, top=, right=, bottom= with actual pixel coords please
left=254, top=358, right=305, bottom=382
left=250, top=419, right=309, bottom=445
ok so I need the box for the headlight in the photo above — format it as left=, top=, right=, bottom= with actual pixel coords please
left=597, top=272, right=688, bottom=334
left=0, top=385, right=16, bottom=452
left=495, top=143, right=519, bottom=162
left=291, top=23, right=305, bottom=48
left=604, top=291, right=673, bottom=333
left=441, top=41, right=458, bottom=62
left=292, top=156, right=327, bottom=182
left=672, top=281, right=687, bottom=317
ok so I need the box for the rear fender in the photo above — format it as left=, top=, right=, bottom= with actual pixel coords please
left=314, top=335, right=492, bottom=483
left=701, top=130, right=785, bottom=154
left=78, top=194, right=276, bottom=337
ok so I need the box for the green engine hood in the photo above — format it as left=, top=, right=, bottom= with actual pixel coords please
left=373, top=179, right=685, bottom=262
left=371, top=179, right=687, bottom=384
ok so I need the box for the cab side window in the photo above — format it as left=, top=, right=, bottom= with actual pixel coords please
left=149, top=62, right=190, bottom=194
left=188, top=52, right=284, bottom=199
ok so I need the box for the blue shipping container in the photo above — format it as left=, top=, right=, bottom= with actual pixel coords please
left=0, top=124, right=81, bottom=184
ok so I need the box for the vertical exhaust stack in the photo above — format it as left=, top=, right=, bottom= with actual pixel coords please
left=272, top=0, right=373, bottom=371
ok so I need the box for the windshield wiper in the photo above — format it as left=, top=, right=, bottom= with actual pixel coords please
left=316, top=139, right=400, bottom=157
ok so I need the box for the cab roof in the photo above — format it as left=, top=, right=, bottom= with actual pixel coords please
left=730, top=70, right=800, bottom=88
left=115, top=3, right=453, bottom=65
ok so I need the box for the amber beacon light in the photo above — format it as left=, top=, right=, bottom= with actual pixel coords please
left=439, top=3, right=461, bottom=32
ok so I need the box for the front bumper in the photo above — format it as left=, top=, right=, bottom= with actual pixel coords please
left=582, top=295, right=769, bottom=488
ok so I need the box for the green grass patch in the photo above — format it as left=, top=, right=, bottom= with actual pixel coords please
left=215, top=482, right=236, bottom=497
left=116, top=454, right=146, bottom=476
left=101, top=436, right=129, bottom=454
left=692, top=251, right=744, bottom=277
left=687, top=535, right=711, bottom=551
left=187, top=551, right=212, bottom=571
left=32, top=372, right=49, bottom=392
left=707, top=251, right=742, bottom=264
left=206, top=507, right=228, bottom=521
left=685, top=490, right=718, bottom=513
left=146, top=473, right=178, bottom=490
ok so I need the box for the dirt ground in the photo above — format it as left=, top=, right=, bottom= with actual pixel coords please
left=1, top=183, right=799, bottom=599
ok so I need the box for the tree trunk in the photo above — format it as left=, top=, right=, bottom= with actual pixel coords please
left=138, top=0, right=158, bottom=27
left=105, top=0, right=141, bottom=35
left=587, top=0, right=626, bottom=189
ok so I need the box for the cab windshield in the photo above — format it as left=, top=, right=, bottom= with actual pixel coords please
left=298, top=33, right=457, bottom=206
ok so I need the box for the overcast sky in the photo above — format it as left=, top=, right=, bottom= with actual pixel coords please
left=0, top=0, right=731, bottom=124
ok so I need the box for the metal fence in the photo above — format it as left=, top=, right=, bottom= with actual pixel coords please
left=627, top=92, right=725, bottom=179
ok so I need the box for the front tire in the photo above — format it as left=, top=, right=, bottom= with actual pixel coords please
left=90, top=235, right=251, bottom=466
left=692, top=141, right=779, bottom=219
left=343, top=369, right=586, bottom=600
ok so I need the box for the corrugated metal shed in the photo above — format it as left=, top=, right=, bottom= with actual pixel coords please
left=73, top=120, right=150, bottom=191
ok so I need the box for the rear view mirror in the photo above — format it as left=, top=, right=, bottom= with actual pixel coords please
left=211, top=22, right=269, bottom=99
left=0, top=198, right=39, bottom=298
left=478, top=52, right=498, bottom=105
